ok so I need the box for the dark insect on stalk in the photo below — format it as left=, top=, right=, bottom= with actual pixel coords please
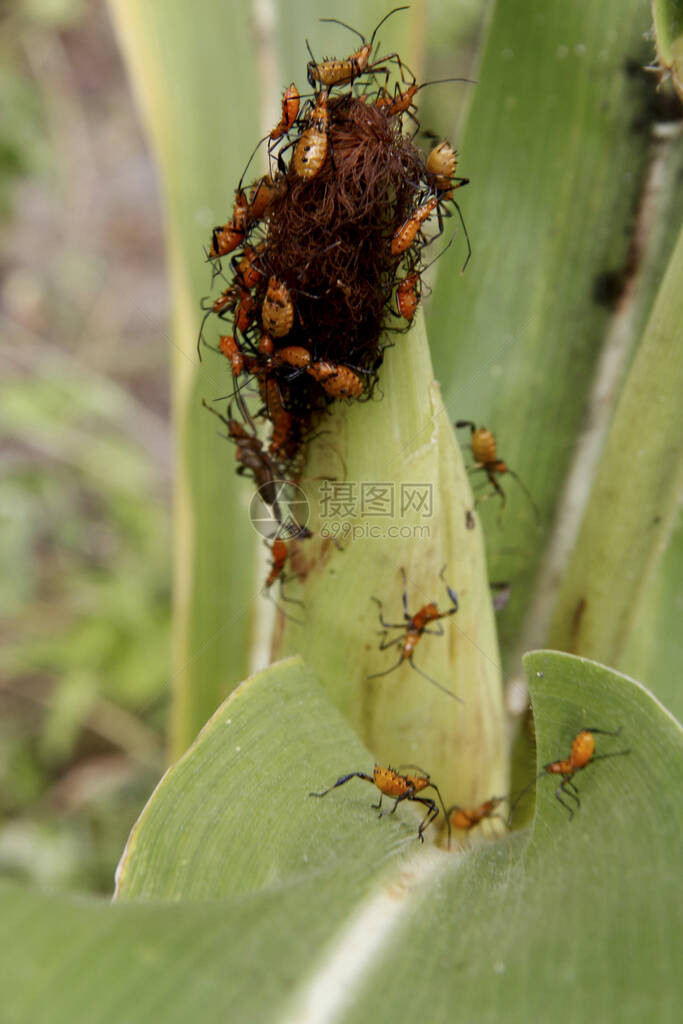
left=455, top=421, right=541, bottom=525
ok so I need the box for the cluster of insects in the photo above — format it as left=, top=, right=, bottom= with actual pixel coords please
left=198, top=7, right=472, bottom=592
left=313, top=727, right=630, bottom=844
left=199, top=11, right=624, bottom=849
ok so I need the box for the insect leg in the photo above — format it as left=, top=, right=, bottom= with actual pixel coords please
left=310, top=772, right=374, bottom=798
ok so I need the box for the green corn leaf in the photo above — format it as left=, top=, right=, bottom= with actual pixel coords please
left=2, top=652, right=680, bottom=1022
left=426, top=0, right=661, bottom=669
left=549, top=224, right=683, bottom=694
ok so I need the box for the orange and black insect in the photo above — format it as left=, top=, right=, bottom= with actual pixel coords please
left=509, top=727, right=630, bottom=823
left=270, top=83, right=301, bottom=141
left=293, top=89, right=330, bottom=180
left=375, top=72, right=475, bottom=131
left=368, top=567, right=461, bottom=700
left=197, top=285, right=240, bottom=359
left=263, top=374, right=305, bottom=464
left=456, top=420, right=540, bottom=524
left=395, top=270, right=421, bottom=321
left=274, top=346, right=366, bottom=400
left=447, top=796, right=507, bottom=833
left=246, top=174, right=284, bottom=222
left=232, top=243, right=265, bottom=289
left=207, top=189, right=249, bottom=260
left=394, top=237, right=455, bottom=323
left=217, top=334, right=245, bottom=377
left=306, top=6, right=408, bottom=90
left=310, top=763, right=449, bottom=843
left=307, top=360, right=365, bottom=399
left=263, top=536, right=308, bottom=618
left=423, top=141, right=472, bottom=270
left=425, top=141, right=469, bottom=199
left=391, top=193, right=440, bottom=256
left=265, top=537, right=289, bottom=588
left=262, top=276, right=295, bottom=337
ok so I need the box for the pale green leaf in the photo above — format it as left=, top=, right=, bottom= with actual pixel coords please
left=115, top=657, right=414, bottom=901
left=549, top=224, right=683, bottom=682
left=1, top=652, right=680, bottom=1022
left=426, top=0, right=659, bottom=667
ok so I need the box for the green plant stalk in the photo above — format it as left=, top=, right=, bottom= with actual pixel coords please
left=549, top=223, right=683, bottom=664
left=276, top=312, right=507, bottom=813
left=109, top=0, right=262, bottom=756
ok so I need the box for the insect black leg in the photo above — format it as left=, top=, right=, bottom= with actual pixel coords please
left=411, top=797, right=439, bottom=842
left=407, top=656, right=461, bottom=702
left=420, top=623, right=445, bottom=636
left=451, top=197, right=472, bottom=272
left=397, top=567, right=415, bottom=625
left=367, top=652, right=406, bottom=681
left=438, top=565, right=459, bottom=611
left=555, top=778, right=580, bottom=819
left=310, top=772, right=374, bottom=798
left=474, top=473, right=506, bottom=524
left=377, top=633, right=405, bottom=652
left=583, top=727, right=623, bottom=737
left=588, top=750, right=631, bottom=763
left=429, top=783, right=452, bottom=848
left=371, top=596, right=406, bottom=630
left=505, top=469, right=541, bottom=525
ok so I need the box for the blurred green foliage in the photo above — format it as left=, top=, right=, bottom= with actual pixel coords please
left=0, top=0, right=170, bottom=894
left=0, top=365, right=169, bottom=891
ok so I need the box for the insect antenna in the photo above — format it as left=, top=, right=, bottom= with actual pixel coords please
left=505, top=468, right=541, bottom=525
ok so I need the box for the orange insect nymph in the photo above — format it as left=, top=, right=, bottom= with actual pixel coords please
left=308, top=361, right=364, bottom=399
left=208, top=222, right=245, bottom=260
left=247, top=175, right=281, bottom=222
left=368, top=567, right=461, bottom=700
left=274, top=346, right=312, bottom=370
left=218, top=335, right=244, bottom=377
left=294, top=90, right=330, bottom=180
left=262, top=277, right=295, bottom=337
left=311, top=761, right=447, bottom=843
left=306, top=8, right=408, bottom=89
left=391, top=195, right=439, bottom=255
left=455, top=420, right=540, bottom=525
left=508, top=727, right=630, bottom=823
left=396, top=272, right=420, bottom=320
left=448, top=797, right=506, bottom=832
left=270, top=83, right=300, bottom=140
left=266, top=538, right=288, bottom=588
